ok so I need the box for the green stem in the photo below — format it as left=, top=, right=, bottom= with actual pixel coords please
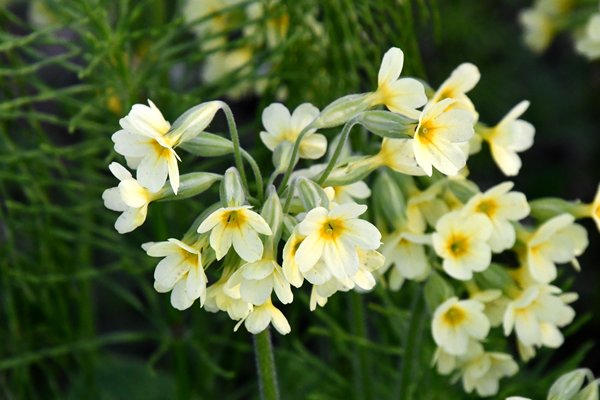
left=350, top=292, right=373, bottom=400
left=282, top=178, right=299, bottom=214
left=278, top=124, right=314, bottom=195
left=253, top=328, right=280, bottom=400
left=241, top=148, right=264, bottom=202
left=316, top=117, right=359, bottom=185
left=220, top=103, right=252, bottom=199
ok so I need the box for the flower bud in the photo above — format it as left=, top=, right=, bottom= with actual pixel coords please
left=358, top=110, right=416, bottom=138
left=424, top=271, right=455, bottom=313
left=220, top=167, right=245, bottom=207
left=272, top=141, right=294, bottom=173
left=529, top=198, right=589, bottom=221
left=167, top=101, right=222, bottom=144
left=155, top=172, right=221, bottom=201
left=178, top=132, right=234, bottom=157
left=261, top=187, right=283, bottom=256
left=313, top=93, right=372, bottom=129
left=322, top=156, right=377, bottom=187
left=473, top=263, right=513, bottom=291
left=548, top=369, right=594, bottom=400
left=573, top=380, right=599, bottom=400
left=297, top=177, right=330, bottom=210
left=372, top=170, right=407, bottom=229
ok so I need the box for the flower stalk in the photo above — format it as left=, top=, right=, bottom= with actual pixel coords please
left=253, top=328, right=280, bottom=400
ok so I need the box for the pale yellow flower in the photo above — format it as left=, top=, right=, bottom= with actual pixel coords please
left=433, top=210, right=493, bottom=280
left=503, top=284, right=575, bottom=349
left=413, top=98, right=475, bottom=176
left=183, top=0, right=242, bottom=50
left=102, top=162, right=155, bottom=234
left=576, top=13, right=600, bottom=60
left=481, top=101, right=535, bottom=176
left=370, top=47, right=427, bottom=119
left=380, top=229, right=431, bottom=290
left=143, top=239, right=207, bottom=310
left=519, top=8, right=556, bottom=53
left=406, top=181, right=449, bottom=232
left=294, top=203, right=382, bottom=280
left=588, top=183, right=600, bottom=232
left=461, top=347, right=518, bottom=397
left=197, top=206, right=272, bottom=262
left=374, top=138, right=426, bottom=176
left=260, top=102, right=326, bottom=159
left=204, top=267, right=252, bottom=320
left=431, top=63, right=480, bottom=120
left=525, top=213, right=588, bottom=283
left=225, top=258, right=293, bottom=306
left=432, top=297, right=490, bottom=355
left=464, top=182, right=530, bottom=252
left=238, top=298, right=291, bottom=335
left=203, top=47, right=256, bottom=99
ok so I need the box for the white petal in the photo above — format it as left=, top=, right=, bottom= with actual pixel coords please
left=232, top=227, right=263, bottom=262
left=102, top=187, right=127, bottom=212
left=378, top=47, right=404, bottom=87
left=290, top=103, right=319, bottom=132
left=136, top=151, right=169, bottom=193
left=262, top=103, right=291, bottom=137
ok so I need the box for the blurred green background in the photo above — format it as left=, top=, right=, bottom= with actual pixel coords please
left=1, top=0, right=598, bottom=399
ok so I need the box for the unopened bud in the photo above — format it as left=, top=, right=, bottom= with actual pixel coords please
left=179, top=132, right=234, bottom=157
left=156, top=172, right=221, bottom=201
left=297, top=177, right=330, bottom=210
left=220, top=167, right=245, bottom=207
left=167, top=101, right=222, bottom=144
left=548, top=369, right=593, bottom=400
left=358, top=110, right=416, bottom=138
left=313, top=93, right=372, bottom=129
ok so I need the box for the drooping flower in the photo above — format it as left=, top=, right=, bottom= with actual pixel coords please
left=294, top=202, right=382, bottom=281
left=112, top=99, right=220, bottom=193
left=370, top=47, right=427, bottom=119
left=432, top=297, right=490, bottom=355
left=412, top=98, right=475, bottom=176
left=480, top=101, right=535, bottom=176
left=460, top=347, right=519, bottom=397
left=525, top=213, right=588, bottom=283
left=430, top=63, right=480, bottom=120
left=503, top=284, right=576, bottom=350
left=432, top=210, right=493, bottom=280
left=259, top=102, right=326, bottom=160
left=197, top=205, right=272, bottom=262
left=102, top=162, right=155, bottom=234
left=380, top=229, right=431, bottom=290
left=373, top=138, right=426, bottom=176
left=463, top=182, right=530, bottom=252
left=225, top=258, right=293, bottom=306
left=238, top=298, right=291, bottom=335
left=204, top=266, right=252, bottom=320
left=143, top=239, right=207, bottom=310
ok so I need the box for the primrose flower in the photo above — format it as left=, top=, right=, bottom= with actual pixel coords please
left=519, top=8, right=556, bottom=53
left=525, top=213, right=588, bottom=283
left=464, top=182, right=530, bottom=252
left=576, top=13, right=600, bottom=60
left=203, top=47, right=256, bottom=99
left=461, top=348, right=518, bottom=397
left=112, top=100, right=220, bottom=194
left=143, top=239, right=207, bottom=310
left=197, top=205, right=272, bottom=262
left=374, top=138, right=426, bottom=176
left=481, top=101, right=535, bottom=176
left=260, top=102, right=326, bottom=160
left=238, top=298, right=291, bottom=335
left=431, top=63, right=480, bottom=120
left=432, top=297, right=490, bottom=355
left=412, top=98, right=475, bottom=176
left=433, top=210, right=493, bottom=281
left=380, top=228, right=431, bottom=290
left=183, top=0, right=241, bottom=50
left=588, top=183, right=600, bottom=232
left=281, top=230, right=305, bottom=288
left=204, top=266, right=252, bottom=320
left=102, top=162, right=156, bottom=234
left=225, top=258, right=293, bottom=306
left=406, top=181, right=449, bottom=232
left=370, top=47, right=427, bottom=119
left=294, top=202, right=382, bottom=281
left=503, top=284, right=576, bottom=349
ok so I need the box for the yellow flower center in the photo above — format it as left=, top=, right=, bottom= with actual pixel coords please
left=443, top=305, right=466, bottom=326
left=447, top=233, right=469, bottom=258
left=222, top=210, right=247, bottom=229
left=151, top=139, right=173, bottom=159
left=417, top=120, right=436, bottom=143
left=437, top=87, right=455, bottom=101
left=594, top=204, right=600, bottom=220
left=319, top=218, right=346, bottom=241
left=476, top=199, right=498, bottom=217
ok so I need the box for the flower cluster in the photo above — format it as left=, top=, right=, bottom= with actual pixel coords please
left=520, top=0, right=600, bottom=60
left=104, top=45, right=599, bottom=398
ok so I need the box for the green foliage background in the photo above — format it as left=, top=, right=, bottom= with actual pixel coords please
left=0, top=0, right=598, bottom=399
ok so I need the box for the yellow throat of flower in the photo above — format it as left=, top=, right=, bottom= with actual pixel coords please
left=443, top=305, right=466, bottom=326
left=319, top=218, right=346, bottom=241
left=222, top=210, right=247, bottom=229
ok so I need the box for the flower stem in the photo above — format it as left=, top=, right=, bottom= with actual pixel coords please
left=253, top=328, right=280, bottom=400
left=278, top=124, right=313, bottom=195
left=316, top=117, right=360, bottom=185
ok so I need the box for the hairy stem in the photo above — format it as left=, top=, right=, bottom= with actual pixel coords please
left=253, top=328, right=280, bottom=400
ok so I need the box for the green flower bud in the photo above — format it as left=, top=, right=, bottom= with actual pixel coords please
left=297, top=177, right=330, bottom=211
left=167, top=101, right=222, bottom=144
left=358, top=110, right=416, bottom=138
left=372, top=170, right=406, bottom=230
left=155, top=172, right=221, bottom=201
left=313, top=93, right=372, bottom=129
left=261, top=186, right=283, bottom=257
left=178, top=132, right=234, bottom=157
left=548, top=369, right=594, bottom=400
left=220, top=167, right=245, bottom=207
left=529, top=198, right=589, bottom=221
left=572, top=380, right=599, bottom=400
left=322, top=156, right=377, bottom=187
left=273, top=141, right=294, bottom=173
